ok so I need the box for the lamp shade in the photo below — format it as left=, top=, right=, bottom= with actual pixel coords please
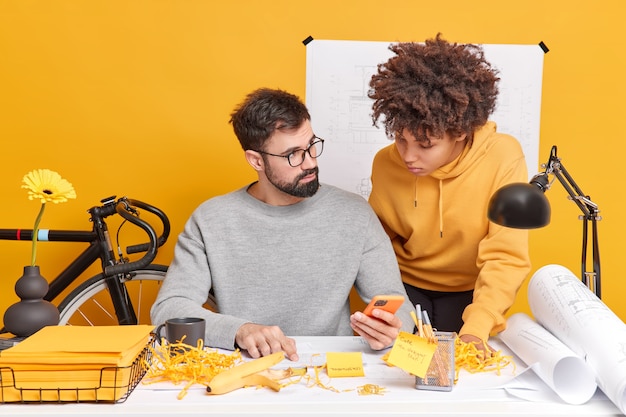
left=488, top=182, right=551, bottom=229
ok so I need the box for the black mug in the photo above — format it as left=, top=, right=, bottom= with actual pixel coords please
left=155, top=317, right=205, bottom=348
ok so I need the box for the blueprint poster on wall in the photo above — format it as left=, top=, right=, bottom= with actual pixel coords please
left=305, top=39, right=544, bottom=198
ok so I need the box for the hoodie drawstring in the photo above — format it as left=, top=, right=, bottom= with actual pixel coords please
left=414, top=177, right=443, bottom=238
left=438, top=179, right=443, bottom=238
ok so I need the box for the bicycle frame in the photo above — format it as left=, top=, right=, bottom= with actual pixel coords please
left=0, top=195, right=170, bottom=327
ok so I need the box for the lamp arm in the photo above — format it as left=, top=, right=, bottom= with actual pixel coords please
left=591, top=217, right=601, bottom=296
left=544, top=146, right=601, bottom=297
left=551, top=165, right=598, bottom=219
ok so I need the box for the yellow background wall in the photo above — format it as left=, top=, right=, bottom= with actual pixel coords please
left=1, top=1, right=624, bottom=327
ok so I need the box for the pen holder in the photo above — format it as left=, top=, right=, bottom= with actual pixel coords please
left=415, top=331, right=456, bottom=391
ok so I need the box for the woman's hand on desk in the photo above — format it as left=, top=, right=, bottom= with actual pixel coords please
left=459, top=333, right=494, bottom=359
left=350, top=310, right=401, bottom=350
left=235, top=323, right=299, bottom=362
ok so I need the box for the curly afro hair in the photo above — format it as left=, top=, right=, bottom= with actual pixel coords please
left=368, top=34, right=499, bottom=144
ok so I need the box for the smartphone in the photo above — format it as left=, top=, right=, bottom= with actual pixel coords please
left=363, top=295, right=405, bottom=317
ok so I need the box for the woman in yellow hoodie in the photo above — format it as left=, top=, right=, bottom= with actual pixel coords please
left=367, top=34, right=531, bottom=353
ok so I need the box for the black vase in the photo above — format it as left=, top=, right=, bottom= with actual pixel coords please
left=3, top=265, right=60, bottom=337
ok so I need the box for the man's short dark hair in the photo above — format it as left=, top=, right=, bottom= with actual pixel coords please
left=230, top=88, right=311, bottom=151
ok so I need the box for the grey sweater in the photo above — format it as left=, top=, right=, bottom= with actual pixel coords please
left=151, top=184, right=414, bottom=349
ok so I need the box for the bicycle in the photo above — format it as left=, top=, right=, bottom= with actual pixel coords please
left=0, top=195, right=171, bottom=329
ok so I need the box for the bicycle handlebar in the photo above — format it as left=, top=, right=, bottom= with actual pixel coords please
left=1, top=196, right=171, bottom=278
left=125, top=199, right=170, bottom=254
left=102, top=197, right=171, bottom=277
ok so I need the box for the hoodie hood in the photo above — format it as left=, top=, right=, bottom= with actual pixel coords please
left=431, top=121, right=497, bottom=181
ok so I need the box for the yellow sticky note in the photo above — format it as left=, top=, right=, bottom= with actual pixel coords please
left=326, top=352, right=365, bottom=377
left=385, top=331, right=437, bottom=378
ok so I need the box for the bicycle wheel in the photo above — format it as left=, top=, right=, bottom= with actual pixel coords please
left=57, top=265, right=168, bottom=326
left=57, top=265, right=218, bottom=326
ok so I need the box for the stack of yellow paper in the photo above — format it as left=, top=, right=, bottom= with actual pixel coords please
left=0, top=325, right=154, bottom=402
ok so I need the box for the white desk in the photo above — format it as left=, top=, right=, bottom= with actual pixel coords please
left=1, top=336, right=624, bottom=416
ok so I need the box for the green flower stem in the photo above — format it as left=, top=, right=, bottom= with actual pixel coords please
left=31, top=203, right=46, bottom=266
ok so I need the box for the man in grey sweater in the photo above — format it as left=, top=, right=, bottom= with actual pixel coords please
left=151, top=88, right=414, bottom=362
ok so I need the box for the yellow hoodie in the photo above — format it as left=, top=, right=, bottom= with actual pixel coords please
left=369, top=122, right=531, bottom=341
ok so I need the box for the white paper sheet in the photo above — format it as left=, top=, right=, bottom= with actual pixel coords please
left=522, top=264, right=626, bottom=413
left=305, top=39, right=545, bottom=198
left=500, top=312, right=597, bottom=404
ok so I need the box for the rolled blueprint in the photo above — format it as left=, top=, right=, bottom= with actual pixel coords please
left=527, top=264, right=626, bottom=414
left=500, top=312, right=597, bottom=404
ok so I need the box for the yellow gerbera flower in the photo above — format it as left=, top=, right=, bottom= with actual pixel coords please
left=22, top=169, right=77, bottom=203
left=22, top=169, right=77, bottom=266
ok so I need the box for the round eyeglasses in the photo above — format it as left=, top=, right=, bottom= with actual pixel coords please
left=254, top=137, right=325, bottom=167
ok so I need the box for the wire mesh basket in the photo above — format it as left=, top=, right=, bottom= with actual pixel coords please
left=0, top=334, right=155, bottom=403
left=415, top=331, right=456, bottom=391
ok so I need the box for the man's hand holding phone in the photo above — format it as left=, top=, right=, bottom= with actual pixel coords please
left=350, top=295, right=405, bottom=350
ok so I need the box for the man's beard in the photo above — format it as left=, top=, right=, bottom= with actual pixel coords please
left=266, top=165, right=320, bottom=198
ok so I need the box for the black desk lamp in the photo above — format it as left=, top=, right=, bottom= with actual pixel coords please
left=487, top=145, right=602, bottom=298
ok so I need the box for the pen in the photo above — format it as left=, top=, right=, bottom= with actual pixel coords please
left=410, top=310, right=420, bottom=329
left=422, top=310, right=435, bottom=343
left=415, top=304, right=424, bottom=338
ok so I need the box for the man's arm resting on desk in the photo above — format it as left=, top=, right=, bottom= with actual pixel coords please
left=235, top=322, right=298, bottom=361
